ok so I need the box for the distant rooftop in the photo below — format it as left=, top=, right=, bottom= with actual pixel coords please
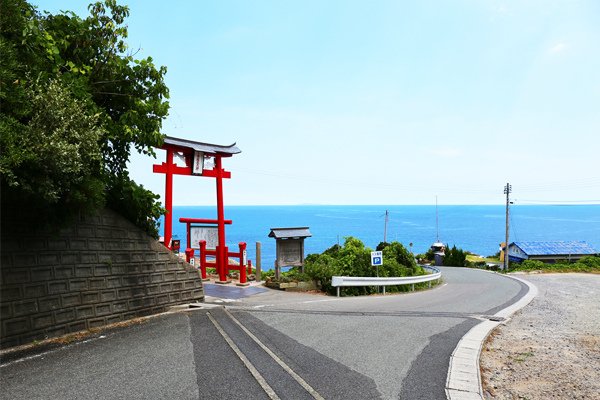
left=512, top=241, right=597, bottom=256
left=268, top=227, right=312, bottom=239
left=163, top=136, right=241, bottom=155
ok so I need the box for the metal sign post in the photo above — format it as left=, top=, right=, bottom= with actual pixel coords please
left=371, top=251, right=383, bottom=293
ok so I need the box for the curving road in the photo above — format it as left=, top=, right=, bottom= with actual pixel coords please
left=1, top=267, right=527, bottom=400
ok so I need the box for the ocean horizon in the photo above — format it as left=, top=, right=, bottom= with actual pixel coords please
left=161, top=205, right=600, bottom=270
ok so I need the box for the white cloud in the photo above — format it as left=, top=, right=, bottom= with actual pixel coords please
left=548, top=42, right=568, bottom=54
left=428, top=147, right=463, bottom=158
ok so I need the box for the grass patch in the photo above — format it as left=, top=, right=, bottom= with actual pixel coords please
left=467, top=254, right=501, bottom=263
left=514, top=351, right=534, bottom=362
left=510, top=256, right=600, bottom=273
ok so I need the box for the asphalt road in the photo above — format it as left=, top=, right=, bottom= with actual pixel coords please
left=0, top=267, right=526, bottom=400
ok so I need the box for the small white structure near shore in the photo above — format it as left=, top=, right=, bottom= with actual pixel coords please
left=430, top=242, right=446, bottom=266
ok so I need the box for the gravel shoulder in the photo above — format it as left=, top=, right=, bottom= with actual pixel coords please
left=480, top=273, right=600, bottom=400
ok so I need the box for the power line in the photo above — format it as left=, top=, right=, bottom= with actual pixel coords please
left=236, top=168, right=600, bottom=196
left=509, top=206, right=519, bottom=243
left=516, top=199, right=600, bottom=204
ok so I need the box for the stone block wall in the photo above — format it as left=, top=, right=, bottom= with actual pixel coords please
left=0, top=208, right=204, bottom=348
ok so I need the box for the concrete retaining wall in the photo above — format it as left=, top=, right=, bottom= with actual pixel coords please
left=0, top=208, right=203, bottom=348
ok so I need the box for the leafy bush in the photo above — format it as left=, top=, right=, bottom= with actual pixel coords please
left=511, top=256, right=600, bottom=273
left=471, top=261, right=487, bottom=268
left=577, top=255, right=600, bottom=268
left=106, top=175, right=164, bottom=238
left=304, top=237, right=425, bottom=296
left=1, top=78, right=105, bottom=208
left=421, top=248, right=435, bottom=263
left=263, top=267, right=310, bottom=283
left=518, top=260, right=547, bottom=270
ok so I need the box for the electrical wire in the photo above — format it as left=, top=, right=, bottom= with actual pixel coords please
left=235, top=167, right=600, bottom=199
left=516, top=199, right=600, bottom=204
left=509, top=206, right=519, bottom=243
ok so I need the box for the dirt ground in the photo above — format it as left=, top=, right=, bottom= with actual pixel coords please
left=480, top=273, right=600, bottom=400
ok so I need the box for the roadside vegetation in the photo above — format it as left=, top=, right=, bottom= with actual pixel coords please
left=417, top=243, right=600, bottom=274
left=466, top=254, right=501, bottom=264
left=264, top=237, right=436, bottom=296
left=263, top=241, right=600, bottom=296
left=416, top=245, right=491, bottom=268
left=1, top=0, right=168, bottom=237
left=509, top=256, right=600, bottom=273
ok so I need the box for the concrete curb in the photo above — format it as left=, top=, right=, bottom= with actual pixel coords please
left=445, top=273, right=538, bottom=400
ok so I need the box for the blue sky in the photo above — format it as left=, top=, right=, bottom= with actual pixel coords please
left=32, top=1, right=600, bottom=205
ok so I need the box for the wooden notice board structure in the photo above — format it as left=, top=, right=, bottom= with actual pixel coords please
left=153, top=136, right=242, bottom=283
left=268, top=227, right=312, bottom=279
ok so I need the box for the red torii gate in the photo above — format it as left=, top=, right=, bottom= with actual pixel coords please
left=153, top=136, right=241, bottom=282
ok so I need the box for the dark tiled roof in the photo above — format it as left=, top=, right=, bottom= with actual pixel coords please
left=512, top=241, right=597, bottom=256
left=164, top=136, right=241, bottom=155
left=268, top=227, right=312, bottom=239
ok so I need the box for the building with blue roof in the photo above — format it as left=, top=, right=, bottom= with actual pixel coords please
left=508, top=241, right=598, bottom=263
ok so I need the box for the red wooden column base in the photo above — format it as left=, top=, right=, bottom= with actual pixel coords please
left=215, top=245, right=231, bottom=284
left=236, top=242, right=249, bottom=287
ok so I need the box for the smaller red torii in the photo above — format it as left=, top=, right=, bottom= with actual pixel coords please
left=153, top=136, right=241, bottom=283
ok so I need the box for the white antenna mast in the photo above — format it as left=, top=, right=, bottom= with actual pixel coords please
left=435, top=196, right=439, bottom=242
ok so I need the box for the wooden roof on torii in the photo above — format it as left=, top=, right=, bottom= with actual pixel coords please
left=161, top=136, right=241, bottom=157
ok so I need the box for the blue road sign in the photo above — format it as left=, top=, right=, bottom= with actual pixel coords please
left=371, top=251, right=383, bottom=266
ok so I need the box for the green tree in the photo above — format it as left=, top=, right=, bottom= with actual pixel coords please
left=1, top=0, right=168, bottom=236
left=443, top=245, right=468, bottom=267
left=2, top=78, right=104, bottom=206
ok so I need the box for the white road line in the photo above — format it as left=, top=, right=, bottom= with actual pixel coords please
left=301, top=299, right=339, bottom=304
left=224, top=308, right=326, bottom=400
left=206, top=312, right=280, bottom=400
left=0, top=336, right=107, bottom=368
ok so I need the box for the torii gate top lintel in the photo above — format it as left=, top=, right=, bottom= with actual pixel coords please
left=161, top=136, right=241, bottom=157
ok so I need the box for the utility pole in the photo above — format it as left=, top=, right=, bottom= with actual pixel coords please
left=504, top=183, right=512, bottom=272
left=383, top=210, right=389, bottom=243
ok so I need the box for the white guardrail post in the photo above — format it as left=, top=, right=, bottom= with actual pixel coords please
left=332, top=266, right=441, bottom=297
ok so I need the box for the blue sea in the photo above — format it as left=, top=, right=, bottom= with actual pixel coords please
left=162, top=205, right=600, bottom=269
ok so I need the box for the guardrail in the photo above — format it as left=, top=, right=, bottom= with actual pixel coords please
left=331, top=266, right=442, bottom=297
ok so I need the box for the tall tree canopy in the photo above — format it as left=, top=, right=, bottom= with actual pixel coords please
left=0, top=0, right=169, bottom=236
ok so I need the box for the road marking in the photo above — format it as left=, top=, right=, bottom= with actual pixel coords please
left=0, top=335, right=107, bottom=368
left=224, top=308, right=326, bottom=400
left=301, top=299, right=339, bottom=304
left=207, top=312, right=280, bottom=400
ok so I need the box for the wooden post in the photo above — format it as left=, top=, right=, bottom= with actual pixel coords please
left=199, top=240, right=208, bottom=280
left=256, top=242, right=262, bottom=281
left=237, top=242, right=249, bottom=286
left=300, top=238, right=305, bottom=273
left=215, top=155, right=228, bottom=283
left=164, top=148, right=174, bottom=249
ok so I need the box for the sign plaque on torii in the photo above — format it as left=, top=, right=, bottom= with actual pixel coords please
left=152, top=136, right=240, bottom=282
